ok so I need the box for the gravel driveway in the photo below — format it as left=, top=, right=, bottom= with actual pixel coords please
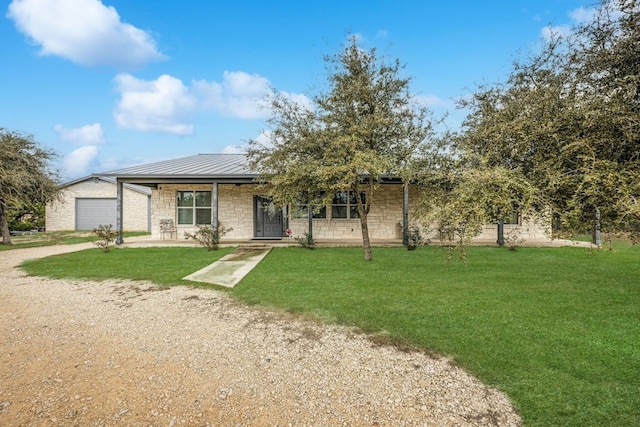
left=0, top=244, right=521, bottom=426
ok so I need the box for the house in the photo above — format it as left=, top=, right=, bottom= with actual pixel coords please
left=97, top=153, right=551, bottom=245
left=46, top=176, right=151, bottom=232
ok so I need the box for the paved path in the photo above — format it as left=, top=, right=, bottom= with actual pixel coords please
left=183, top=247, right=271, bottom=287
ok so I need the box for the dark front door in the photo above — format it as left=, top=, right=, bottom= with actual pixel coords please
left=254, top=196, right=283, bottom=238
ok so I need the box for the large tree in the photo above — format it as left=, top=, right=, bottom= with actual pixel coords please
left=0, top=129, right=61, bottom=245
left=457, top=0, right=640, bottom=238
left=248, top=37, right=434, bottom=260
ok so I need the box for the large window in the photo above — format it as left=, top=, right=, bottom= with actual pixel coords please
left=504, top=212, right=520, bottom=225
left=293, top=204, right=327, bottom=219
left=177, top=191, right=212, bottom=225
left=332, top=191, right=365, bottom=219
left=292, top=192, right=327, bottom=219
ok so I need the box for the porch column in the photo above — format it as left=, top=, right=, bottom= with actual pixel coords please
left=402, top=182, right=409, bottom=246
left=115, top=178, right=124, bottom=245
left=212, top=181, right=219, bottom=229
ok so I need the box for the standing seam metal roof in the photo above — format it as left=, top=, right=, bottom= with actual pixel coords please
left=99, top=153, right=255, bottom=177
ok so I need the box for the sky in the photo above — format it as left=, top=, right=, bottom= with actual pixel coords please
left=1, top=0, right=596, bottom=181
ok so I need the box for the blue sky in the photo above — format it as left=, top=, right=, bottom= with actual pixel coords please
left=2, top=0, right=593, bottom=181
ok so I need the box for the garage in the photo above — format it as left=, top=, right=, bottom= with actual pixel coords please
left=47, top=176, right=151, bottom=232
left=75, top=198, right=117, bottom=230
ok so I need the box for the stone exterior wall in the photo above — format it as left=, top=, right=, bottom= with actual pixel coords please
left=150, top=182, right=551, bottom=243
left=288, top=184, right=404, bottom=240
left=46, top=179, right=150, bottom=232
left=151, top=184, right=259, bottom=240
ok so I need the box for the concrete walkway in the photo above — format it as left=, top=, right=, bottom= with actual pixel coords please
left=182, top=247, right=271, bottom=288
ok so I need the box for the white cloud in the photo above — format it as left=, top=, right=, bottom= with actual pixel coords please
left=541, top=24, right=573, bottom=42
left=280, top=91, right=315, bottom=112
left=569, top=7, right=598, bottom=24
left=193, top=71, right=273, bottom=119
left=63, top=145, right=99, bottom=177
left=113, top=71, right=310, bottom=135
left=113, top=73, right=197, bottom=135
left=54, top=123, right=105, bottom=144
left=540, top=4, right=621, bottom=42
left=7, top=0, right=166, bottom=68
left=221, top=144, right=247, bottom=154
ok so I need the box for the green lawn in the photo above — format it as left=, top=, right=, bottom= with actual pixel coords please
left=19, top=244, right=640, bottom=426
left=0, top=231, right=150, bottom=251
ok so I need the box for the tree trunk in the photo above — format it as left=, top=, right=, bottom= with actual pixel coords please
left=360, top=212, right=372, bottom=261
left=0, top=204, right=12, bottom=245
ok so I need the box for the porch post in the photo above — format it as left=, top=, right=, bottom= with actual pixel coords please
left=115, top=178, right=124, bottom=245
left=212, top=181, right=219, bottom=229
left=402, top=182, right=409, bottom=246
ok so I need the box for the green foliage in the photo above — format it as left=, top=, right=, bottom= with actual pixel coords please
left=0, top=128, right=61, bottom=245
left=416, top=164, right=543, bottom=260
left=184, top=224, right=232, bottom=251
left=92, top=224, right=118, bottom=252
left=6, top=203, right=45, bottom=231
left=504, top=229, right=525, bottom=251
left=404, top=223, right=425, bottom=250
left=456, top=0, right=640, bottom=236
left=248, top=36, right=436, bottom=260
left=294, top=232, right=316, bottom=249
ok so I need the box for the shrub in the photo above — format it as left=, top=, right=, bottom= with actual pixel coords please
left=504, top=229, right=526, bottom=251
left=92, top=224, right=118, bottom=252
left=405, top=224, right=425, bottom=250
left=184, top=224, right=232, bottom=251
left=295, top=232, right=316, bottom=249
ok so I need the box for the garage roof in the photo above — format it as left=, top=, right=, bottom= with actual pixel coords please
left=60, top=176, right=152, bottom=195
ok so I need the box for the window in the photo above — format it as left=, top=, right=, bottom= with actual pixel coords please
left=505, top=211, right=520, bottom=225
left=292, top=192, right=327, bottom=219
left=177, top=191, right=212, bottom=225
left=497, top=212, right=520, bottom=225
left=331, top=191, right=365, bottom=219
left=293, top=204, right=327, bottom=219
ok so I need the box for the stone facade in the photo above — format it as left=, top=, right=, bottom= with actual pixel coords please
left=150, top=182, right=551, bottom=243
left=152, top=183, right=407, bottom=241
left=151, top=184, right=259, bottom=240
left=288, top=184, right=405, bottom=240
left=46, top=179, right=150, bottom=232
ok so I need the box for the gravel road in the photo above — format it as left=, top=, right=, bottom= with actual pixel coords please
left=0, top=243, right=521, bottom=426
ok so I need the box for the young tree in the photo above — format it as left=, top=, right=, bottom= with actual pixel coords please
left=0, top=129, right=61, bottom=245
left=248, top=37, right=434, bottom=260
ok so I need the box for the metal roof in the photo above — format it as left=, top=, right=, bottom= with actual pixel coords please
left=60, top=175, right=152, bottom=195
left=98, top=153, right=256, bottom=181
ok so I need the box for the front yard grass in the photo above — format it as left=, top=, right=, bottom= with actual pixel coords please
left=0, top=231, right=150, bottom=251
left=19, top=244, right=640, bottom=426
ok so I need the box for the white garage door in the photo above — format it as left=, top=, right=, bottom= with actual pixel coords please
left=76, top=198, right=117, bottom=230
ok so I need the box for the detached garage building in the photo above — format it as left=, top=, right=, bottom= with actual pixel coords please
left=46, top=176, right=151, bottom=232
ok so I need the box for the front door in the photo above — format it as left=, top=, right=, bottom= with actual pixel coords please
left=254, top=196, right=283, bottom=238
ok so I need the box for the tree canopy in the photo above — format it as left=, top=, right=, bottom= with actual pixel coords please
left=0, top=128, right=61, bottom=245
left=456, top=0, right=640, bottom=238
left=248, top=37, right=435, bottom=260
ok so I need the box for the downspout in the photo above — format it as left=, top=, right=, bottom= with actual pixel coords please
left=402, top=182, right=409, bottom=246
left=212, top=181, right=219, bottom=230
left=115, top=178, right=124, bottom=245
